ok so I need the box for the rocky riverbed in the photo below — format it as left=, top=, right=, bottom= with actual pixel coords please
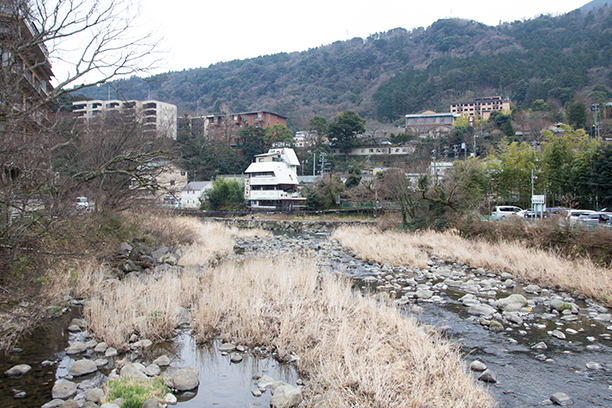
left=3, top=228, right=612, bottom=407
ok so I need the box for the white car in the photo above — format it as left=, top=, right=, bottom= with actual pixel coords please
left=492, top=206, right=523, bottom=218
left=566, top=209, right=595, bottom=226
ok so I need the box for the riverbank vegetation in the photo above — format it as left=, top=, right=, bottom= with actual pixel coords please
left=333, top=225, right=612, bottom=307
left=75, top=217, right=494, bottom=407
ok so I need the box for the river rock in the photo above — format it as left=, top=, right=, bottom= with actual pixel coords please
left=468, top=304, right=496, bottom=316
left=531, top=341, right=548, bottom=350
left=153, top=355, right=170, bottom=366
left=478, top=369, right=497, bottom=383
left=164, top=393, right=178, bottom=404
left=142, top=398, right=160, bottom=408
left=470, top=360, right=487, bottom=371
left=271, top=384, right=302, bottom=408
left=132, top=339, right=153, bottom=349
left=52, top=381, right=77, bottom=399
left=42, top=399, right=64, bottom=408
left=550, top=330, right=566, bottom=340
left=258, top=374, right=275, bottom=390
left=105, top=347, right=118, bottom=357
left=58, top=400, right=79, bottom=408
left=85, top=388, right=104, bottom=403
left=94, top=358, right=108, bottom=367
left=230, top=353, right=243, bottom=363
left=4, top=364, right=31, bottom=376
left=69, top=359, right=98, bottom=377
left=145, top=363, right=161, bottom=377
left=415, top=289, right=434, bottom=300
left=100, top=404, right=121, bottom=408
left=489, top=320, right=504, bottom=332
left=593, top=313, right=612, bottom=322
left=550, top=392, right=573, bottom=405
left=176, top=307, right=191, bottom=326
left=550, top=299, right=574, bottom=313
left=94, top=341, right=108, bottom=353
left=66, top=341, right=87, bottom=355
left=219, top=343, right=236, bottom=352
left=524, top=284, right=541, bottom=294
left=586, top=361, right=603, bottom=370
left=120, top=364, right=147, bottom=380
left=170, top=367, right=200, bottom=391
left=497, top=294, right=528, bottom=312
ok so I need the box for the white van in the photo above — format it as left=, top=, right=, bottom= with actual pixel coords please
left=491, top=206, right=522, bottom=218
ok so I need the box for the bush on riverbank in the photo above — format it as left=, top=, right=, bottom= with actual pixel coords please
left=333, top=225, right=612, bottom=307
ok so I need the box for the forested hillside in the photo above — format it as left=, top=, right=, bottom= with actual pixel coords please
left=76, top=4, right=612, bottom=129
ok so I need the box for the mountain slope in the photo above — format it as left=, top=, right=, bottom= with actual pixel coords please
left=77, top=4, right=612, bottom=128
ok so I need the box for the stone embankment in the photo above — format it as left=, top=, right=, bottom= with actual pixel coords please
left=209, top=217, right=377, bottom=233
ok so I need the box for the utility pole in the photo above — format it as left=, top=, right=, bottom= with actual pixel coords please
left=313, top=152, right=316, bottom=176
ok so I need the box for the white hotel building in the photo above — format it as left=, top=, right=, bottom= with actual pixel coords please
left=244, top=148, right=305, bottom=210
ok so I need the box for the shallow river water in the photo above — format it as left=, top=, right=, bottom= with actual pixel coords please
left=2, top=229, right=612, bottom=407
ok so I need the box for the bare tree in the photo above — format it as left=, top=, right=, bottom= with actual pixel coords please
left=0, top=0, right=163, bottom=301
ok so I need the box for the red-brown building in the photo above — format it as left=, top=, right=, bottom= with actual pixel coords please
left=205, top=111, right=287, bottom=146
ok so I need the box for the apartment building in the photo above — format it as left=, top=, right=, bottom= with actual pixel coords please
left=72, top=99, right=178, bottom=139
left=244, top=148, right=305, bottom=210
left=0, top=4, right=55, bottom=131
left=205, top=111, right=287, bottom=146
left=405, top=111, right=459, bottom=137
left=450, top=96, right=511, bottom=119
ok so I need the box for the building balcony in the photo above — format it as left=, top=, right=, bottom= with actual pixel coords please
left=248, top=190, right=301, bottom=200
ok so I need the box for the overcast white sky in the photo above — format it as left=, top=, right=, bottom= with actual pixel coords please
left=137, top=0, right=587, bottom=74
left=50, top=0, right=589, bottom=85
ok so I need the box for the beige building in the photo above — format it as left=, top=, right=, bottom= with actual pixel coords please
left=72, top=99, right=178, bottom=139
left=405, top=111, right=459, bottom=137
left=450, top=96, right=510, bottom=119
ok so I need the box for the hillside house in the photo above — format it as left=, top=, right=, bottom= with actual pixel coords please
left=244, top=148, right=305, bottom=210
left=181, top=181, right=213, bottom=209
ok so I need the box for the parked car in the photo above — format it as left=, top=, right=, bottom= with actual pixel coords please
left=76, top=196, right=89, bottom=211
left=517, top=208, right=536, bottom=218
left=577, top=212, right=612, bottom=225
left=492, top=206, right=523, bottom=218
left=566, top=209, right=595, bottom=226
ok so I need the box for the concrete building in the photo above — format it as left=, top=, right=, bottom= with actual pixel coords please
left=72, top=99, right=178, bottom=139
left=405, top=111, right=459, bottom=137
left=244, top=148, right=305, bottom=210
left=0, top=5, right=55, bottom=131
left=294, top=131, right=316, bottom=148
left=181, top=181, right=213, bottom=209
left=450, top=96, right=511, bottom=119
left=205, top=111, right=287, bottom=146
left=331, top=145, right=415, bottom=156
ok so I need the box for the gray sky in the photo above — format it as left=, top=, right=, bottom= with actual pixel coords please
left=140, top=0, right=587, bottom=72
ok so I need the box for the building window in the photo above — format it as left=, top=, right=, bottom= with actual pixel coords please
left=181, top=171, right=186, bottom=176
left=170, top=180, right=175, bottom=186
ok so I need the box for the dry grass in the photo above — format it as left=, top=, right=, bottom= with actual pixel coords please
left=333, top=225, right=612, bottom=306
left=75, top=219, right=493, bottom=407
left=192, top=256, right=493, bottom=407
left=79, top=219, right=271, bottom=349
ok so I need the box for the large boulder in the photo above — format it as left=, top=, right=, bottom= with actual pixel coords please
left=69, top=359, right=98, bottom=377
left=66, top=341, right=87, bottom=355
left=467, top=304, right=496, bottom=316
left=52, top=381, right=77, bottom=399
left=271, top=384, right=302, bottom=408
left=4, top=364, right=31, bottom=376
left=170, top=367, right=199, bottom=391
left=119, top=364, right=147, bottom=380
left=497, top=294, right=528, bottom=312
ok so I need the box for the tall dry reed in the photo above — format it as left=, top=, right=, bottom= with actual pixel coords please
left=333, top=226, right=612, bottom=306
left=192, top=256, right=494, bottom=407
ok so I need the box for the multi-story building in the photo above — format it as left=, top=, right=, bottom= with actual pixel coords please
left=180, top=181, right=213, bottom=209
left=72, top=99, right=178, bottom=139
left=405, top=111, right=459, bottom=137
left=0, top=4, right=55, bottom=131
left=205, top=111, right=287, bottom=146
left=450, top=96, right=511, bottom=119
left=244, top=148, right=305, bottom=210
left=293, top=131, right=316, bottom=148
